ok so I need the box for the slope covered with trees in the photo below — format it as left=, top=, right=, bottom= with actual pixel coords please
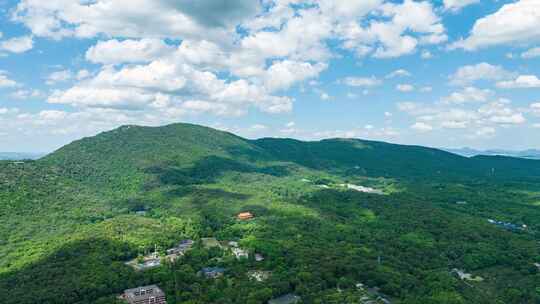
left=1, top=123, right=539, bottom=303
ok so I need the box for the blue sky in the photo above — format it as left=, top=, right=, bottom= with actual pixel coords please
left=1, top=0, right=540, bottom=152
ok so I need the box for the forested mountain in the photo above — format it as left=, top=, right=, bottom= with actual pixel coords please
left=1, top=123, right=540, bottom=303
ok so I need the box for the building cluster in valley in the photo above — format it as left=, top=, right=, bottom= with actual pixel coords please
left=125, top=240, right=195, bottom=271
left=120, top=284, right=301, bottom=304
left=126, top=212, right=257, bottom=271
left=118, top=211, right=383, bottom=303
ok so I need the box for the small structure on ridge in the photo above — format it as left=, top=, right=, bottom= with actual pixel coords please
left=237, top=212, right=254, bottom=220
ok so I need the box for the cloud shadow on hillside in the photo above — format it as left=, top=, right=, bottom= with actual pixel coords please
left=144, top=155, right=290, bottom=187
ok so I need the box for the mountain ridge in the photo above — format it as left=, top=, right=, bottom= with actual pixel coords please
left=2, top=122, right=540, bottom=304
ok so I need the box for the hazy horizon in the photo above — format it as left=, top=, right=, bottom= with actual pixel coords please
left=2, top=122, right=540, bottom=155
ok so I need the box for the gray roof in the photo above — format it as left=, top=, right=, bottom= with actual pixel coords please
left=202, top=267, right=225, bottom=273
left=124, top=285, right=166, bottom=303
left=268, top=294, right=301, bottom=304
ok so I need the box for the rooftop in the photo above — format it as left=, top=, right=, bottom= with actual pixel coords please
left=201, top=267, right=226, bottom=278
left=202, top=267, right=225, bottom=273
left=237, top=212, right=254, bottom=220
left=201, top=237, right=221, bottom=248
left=124, top=284, right=166, bottom=304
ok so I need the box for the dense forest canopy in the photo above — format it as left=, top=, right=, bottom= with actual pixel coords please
left=1, top=123, right=539, bottom=303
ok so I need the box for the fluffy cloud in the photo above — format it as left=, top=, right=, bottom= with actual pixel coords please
left=386, top=69, right=411, bottom=78
left=11, top=0, right=238, bottom=41
left=396, top=84, right=414, bottom=92
left=399, top=95, right=526, bottom=136
left=478, top=100, right=526, bottom=125
left=418, top=108, right=479, bottom=130
left=0, top=35, right=33, bottom=53
left=76, top=70, right=91, bottom=80
left=0, top=71, right=18, bottom=88
left=441, top=87, right=493, bottom=104
left=411, top=122, right=433, bottom=132
left=6, top=0, right=450, bottom=133
left=174, top=40, right=230, bottom=70
left=86, top=39, right=175, bottom=65
left=521, top=47, right=540, bottom=59
left=21, top=1, right=449, bottom=119
left=340, top=0, right=447, bottom=58
left=90, top=63, right=188, bottom=92
left=49, top=58, right=295, bottom=115
left=52, top=32, right=329, bottom=115
left=0, top=106, right=187, bottom=142
left=10, top=89, right=43, bottom=100
left=452, top=0, right=540, bottom=50
left=239, top=8, right=334, bottom=63
left=529, top=103, right=540, bottom=116
left=46, top=70, right=72, bottom=85
left=449, top=63, right=513, bottom=86
left=496, top=75, right=540, bottom=89
left=264, top=60, right=327, bottom=92
left=443, top=0, right=479, bottom=12
left=167, top=0, right=260, bottom=28
left=474, top=102, right=522, bottom=125
left=48, top=87, right=161, bottom=110
left=397, top=101, right=423, bottom=113
left=441, top=120, right=468, bottom=129
left=343, top=77, right=382, bottom=87
left=420, top=50, right=432, bottom=59
left=475, top=126, right=495, bottom=138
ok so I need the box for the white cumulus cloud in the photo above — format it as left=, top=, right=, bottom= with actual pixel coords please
left=86, top=39, right=175, bottom=65
left=497, top=75, right=540, bottom=89
left=452, top=0, right=540, bottom=50
left=396, top=84, right=414, bottom=92
left=441, top=87, right=493, bottom=104
left=343, top=76, right=382, bottom=87
left=521, top=47, right=540, bottom=59
left=0, top=71, right=18, bottom=88
left=0, top=35, right=33, bottom=53
left=411, top=122, right=433, bottom=132
left=449, top=62, right=513, bottom=86
left=443, top=0, right=479, bottom=12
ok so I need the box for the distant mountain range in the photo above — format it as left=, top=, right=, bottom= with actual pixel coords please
left=0, top=152, right=45, bottom=160
left=3, top=146, right=539, bottom=161
left=444, top=148, right=540, bottom=159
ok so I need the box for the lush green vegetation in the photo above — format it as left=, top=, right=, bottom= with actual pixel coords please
left=1, top=123, right=540, bottom=303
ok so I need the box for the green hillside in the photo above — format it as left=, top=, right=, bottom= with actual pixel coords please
left=1, top=123, right=540, bottom=303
